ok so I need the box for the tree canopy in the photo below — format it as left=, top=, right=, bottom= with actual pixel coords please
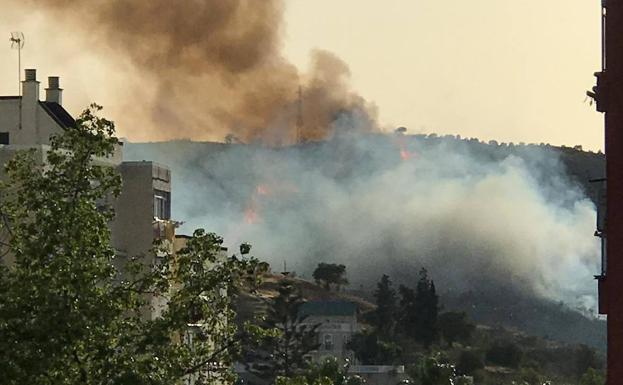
left=312, top=263, right=348, bottom=291
left=399, top=268, right=439, bottom=348
left=0, top=105, right=263, bottom=385
left=246, top=279, right=320, bottom=382
left=369, top=274, right=398, bottom=338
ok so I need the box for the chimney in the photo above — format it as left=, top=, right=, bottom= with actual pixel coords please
left=22, top=69, right=40, bottom=103
left=45, top=76, right=63, bottom=105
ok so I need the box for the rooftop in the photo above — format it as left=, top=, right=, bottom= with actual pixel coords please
left=0, top=96, right=75, bottom=129
left=299, top=300, right=357, bottom=317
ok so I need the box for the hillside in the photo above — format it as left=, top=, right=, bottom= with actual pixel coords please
left=124, top=134, right=606, bottom=352
left=238, top=273, right=605, bottom=384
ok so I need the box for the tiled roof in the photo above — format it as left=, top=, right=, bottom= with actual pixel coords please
left=299, top=301, right=357, bottom=317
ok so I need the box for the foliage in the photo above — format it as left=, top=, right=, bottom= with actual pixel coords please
left=369, top=274, right=398, bottom=338
left=347, top=329, right=402, bottom=365
left=579, top=367, right=605, bottom=385
left=304, top=357, right=364, bottom=385
left=312, top=263, right=348, bottom=291
left=409, top=352, right=457, bottom=385
left=399, top=268, right=439, bottom=348
left=437, top=312, right=475, bottom=346
left=246, top=278, right=320, bottom=382
left=574, top=344, right=603, bottom=378
left=455, top=350, right=483, bottom=376
left=0, top=105, right=264, bottom=385
left=485, top=340, right=523, bottom=368
left=274, top=357, right=366, bottom=385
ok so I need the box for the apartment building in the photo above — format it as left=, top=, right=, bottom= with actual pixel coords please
left=0, top=69, right=177, bottom=300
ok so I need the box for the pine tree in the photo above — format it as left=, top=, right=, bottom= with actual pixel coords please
left=398, top=268, right=439, bottom=348
left=414, top=268, right=439, bottom=348
left=246, top=279, right=320, bottom=382
left=370, top=274, right=398, bottom=337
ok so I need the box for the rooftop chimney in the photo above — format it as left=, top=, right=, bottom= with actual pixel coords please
left=22, top=68, right=39, bottom=103
left=45, top=76, right=63, bottom=105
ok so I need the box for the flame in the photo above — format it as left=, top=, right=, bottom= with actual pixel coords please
left=256, top=184, right=270, bottom=196
left=244, top=205, right=259, bottom=224
left=398, top=139, right=417, bottom=161
left=243, top=181, right=299, bottom=225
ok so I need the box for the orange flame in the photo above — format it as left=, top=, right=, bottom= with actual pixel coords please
left=398, top=140, right=417, bottom=161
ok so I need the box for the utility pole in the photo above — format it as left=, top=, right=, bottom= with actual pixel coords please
left=591, top=1, right=623, bottom=383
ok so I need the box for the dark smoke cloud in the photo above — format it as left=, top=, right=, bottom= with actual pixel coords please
left=28, top=0, right=377, bottom=142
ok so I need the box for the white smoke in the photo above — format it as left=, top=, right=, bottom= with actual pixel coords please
left=125, top=133, right=600, bottom=310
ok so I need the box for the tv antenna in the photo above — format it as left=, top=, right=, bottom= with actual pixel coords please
left=9, top=32, right=24, bottom=96
left=296, top=85, right=303, bottom=144
left=10, top=32, right=24, bottom=130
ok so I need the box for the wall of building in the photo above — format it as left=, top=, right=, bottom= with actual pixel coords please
left=303, top=313, right=358, bottom=363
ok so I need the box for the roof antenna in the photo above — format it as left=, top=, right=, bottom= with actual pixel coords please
left=9, top=32, right=25, bottom=130
left=282, top=260, right=290, bottom=276
left=296, top=85, right=303, bottom=144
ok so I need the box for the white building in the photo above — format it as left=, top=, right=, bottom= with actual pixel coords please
left=0, top=69, right=176, bottom=297
left=299, top=300, right=359, bottom=363
left=299, top=300, right=408, bottom=385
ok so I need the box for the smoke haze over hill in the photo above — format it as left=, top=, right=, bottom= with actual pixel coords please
left=125, top=134, right=601, bottom=316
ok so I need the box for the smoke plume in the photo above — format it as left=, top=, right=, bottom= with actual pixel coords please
left=27, top=0, right=376, bottom=143
left=125, top=134, right=600, bottom=313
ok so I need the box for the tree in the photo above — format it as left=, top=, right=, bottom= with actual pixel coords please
left=399, top=268, right=439, bottom=348
left=437, top=312, right=475, bottom=346
left=288, top=357, right=364, bottom=385
left=0, top=105, right=264, bottom=385
left=579, top=368, right=605, bottom=385
left=312, top=263, right=348, bottom=291
left=347, top=329, right=402, bottom=365
left=409, top=353, right=457, bottom=385
left=455, top=350, right=484, bottom=376
left=246, top=279, right=320, bottom=382
left=368, top=274, right=398, bottom=338
left=485, top=341, right=523, bottom=368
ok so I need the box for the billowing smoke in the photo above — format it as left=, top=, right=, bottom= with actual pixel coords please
left=25, top=0, right=376, bottom=143
left=125, top=133, right=600, bottom=312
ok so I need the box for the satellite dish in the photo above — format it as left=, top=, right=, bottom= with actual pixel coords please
left=9, top=31, right=24, bottom=49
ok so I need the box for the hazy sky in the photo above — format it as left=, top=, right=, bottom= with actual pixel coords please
left=0, top=1, right=604, bottom=150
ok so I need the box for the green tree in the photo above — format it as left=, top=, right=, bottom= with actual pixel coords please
left=409, top=353, right=457, bottom=385
left=574, top=344, right=603, bottom=379
left=298, top=357, right=364, bottom=385
left=369, top=274, right=398, bottom=338
left=347, top=329, right=402, bottom=365
left=399, top=268, right=439, bottom=348
left=0, top=105, right=263, bottom=385
left=579, top=368, right=605, bottom=385
left=312, top=263, right=348, bottom=291
left=246, top=279, right=320, bottom=382
left=437, top=311, right=475, bottom=346
left=455, top=350, right=484, bottom=376
left=485, top=340, right=523, bottom=368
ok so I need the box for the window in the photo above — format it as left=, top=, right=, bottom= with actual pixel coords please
left=0, top=132, right=9, bottom=145
left=154, top=190, right=171, bottom=219
left=323, top=334, right=333, bottom=351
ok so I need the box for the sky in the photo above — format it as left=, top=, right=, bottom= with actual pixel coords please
left=0, top=0, right=605, bottom=150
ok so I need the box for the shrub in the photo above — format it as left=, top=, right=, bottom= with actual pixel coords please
left=456, top=350, right=484, bottom=376
left=485, top=341, right=522, bottom=368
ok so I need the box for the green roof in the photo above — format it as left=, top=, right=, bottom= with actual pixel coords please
left=299, top=301, right=357, bottom=317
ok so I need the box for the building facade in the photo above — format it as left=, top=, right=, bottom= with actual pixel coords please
left=0, top=70, right=176, bottom=310
left=299, top=300, right=359, bottom=364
